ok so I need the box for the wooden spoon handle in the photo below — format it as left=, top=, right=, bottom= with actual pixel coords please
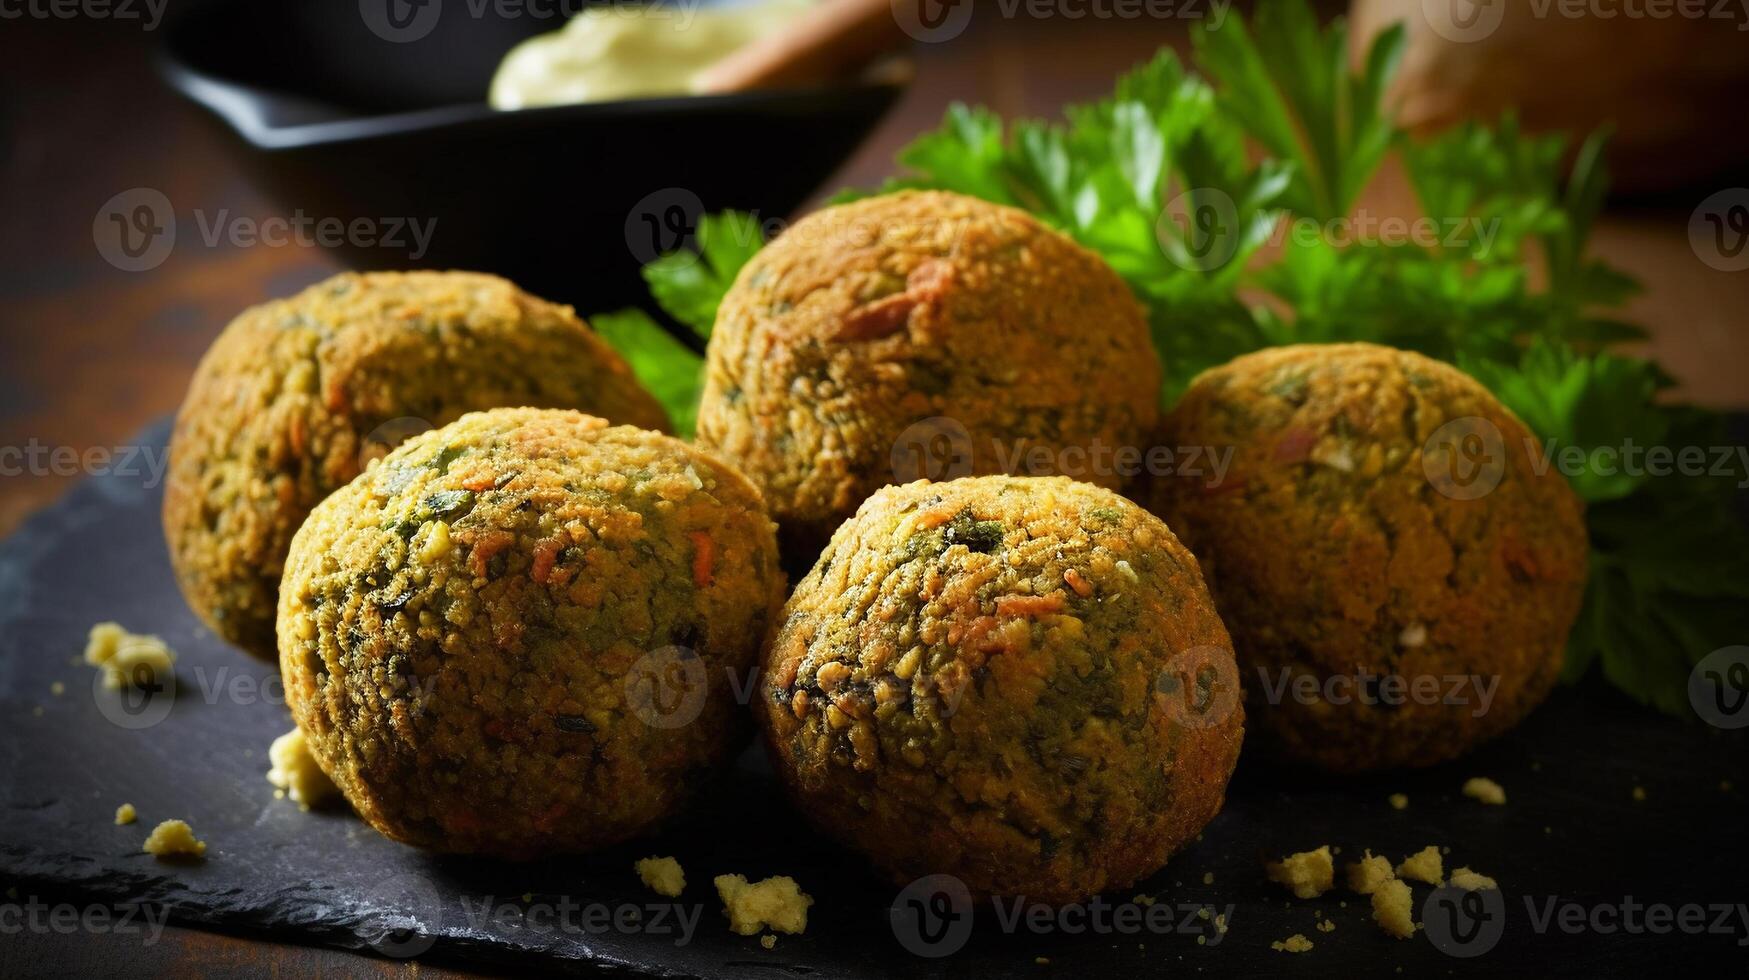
left=693, top=0, right=909, bottom=95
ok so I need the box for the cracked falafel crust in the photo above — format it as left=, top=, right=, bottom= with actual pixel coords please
left=166, top=271, right=670, bottom=658
left=757, top=475, right=1242, bottom=904
left=697, top=191, right=1161, bottom=559
left=1147, top=343, right=1586, bottom=772
left=276, top=408, right=783, bottom=857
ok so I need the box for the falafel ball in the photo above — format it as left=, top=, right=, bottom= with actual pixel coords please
left=276, top=408, right=782, bottom=857
left=165, top=271, right=670, bottom=658
left=757, top=475, right=1243, bottom=903
left=1146, top=343, right=1587, bottom=772
left=698, top=190, right=1161, bottom=559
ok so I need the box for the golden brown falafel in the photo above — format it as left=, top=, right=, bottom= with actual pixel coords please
left=697, top=191, right=1161, bottom=560
left=1146, top=343, right=1587, bottom=771
left=758, top=475, right=1242, bottom=904
left=277, top=408, right=782, bottom=857
left=165, top=271, right=670, bottom=658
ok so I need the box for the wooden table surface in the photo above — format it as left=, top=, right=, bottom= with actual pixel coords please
left=2, top=5, right=1745, bottom=978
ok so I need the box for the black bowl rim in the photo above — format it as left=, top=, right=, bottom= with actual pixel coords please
left=155, top=26, right=910, bottom=152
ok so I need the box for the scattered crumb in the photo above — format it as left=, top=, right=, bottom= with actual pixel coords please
left=1196, top=935, right=1206, bottom=945
left=1133, top=894, right=1156, bottom=906
left=762, top=935, right=777, bottom=950
left=1201, top=871, right=1214, bottom=885
left=50, top=682, right=65, bottom=697
left=266, top=728, right=339, bottom=810
left=714, top=875, right=812, bottom=935
left=1197, top=907, right=1211, bottom=919
left=1316, top=919, right=1335, bottom=933
left=1267, top=845, right=1334, bottom=899
left=114, top=803, right=136, bottom=825
left=1631, top=786, right=1647, bottom=802
left=1462, top=777, right=1506, bottom=805
left=84, top=622, right=176, bottom=690
left=1396, top=846, right=1444, bottom=885
left=1345, top=850, right=1395, bottom=895
left=1271, top=933, right=1313, bottom=953
left=522, top=893, right=533, bottom=903
left=1449, top=867, right=1499, bottom=891
left=1214, top=912, right=1228, bottom=935
left=1034, top=956, right=1050, bottom=964
left=142, top=819, right=206, bottom=859
left=635, top=856, right=686, bottom=898
left=1370, top=879, right=1415, bottom=938
left=1387, top=793, right=1407, bottom=810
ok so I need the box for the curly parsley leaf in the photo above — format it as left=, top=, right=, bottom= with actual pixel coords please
left=1192, top=0, right=1402, bottom=221
left=640, top=210, right=765, bottom=342
left=589, top=309, right=704, bottom=438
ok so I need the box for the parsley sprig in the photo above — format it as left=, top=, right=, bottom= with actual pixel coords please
left=595, top=0, right=1748, bottom=717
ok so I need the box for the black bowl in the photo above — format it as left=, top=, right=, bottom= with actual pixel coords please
left=158, top=0, right=907, bottom=311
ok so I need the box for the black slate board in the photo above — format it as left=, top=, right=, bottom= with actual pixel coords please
left=3, top=420, right=1747, bottom=978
